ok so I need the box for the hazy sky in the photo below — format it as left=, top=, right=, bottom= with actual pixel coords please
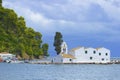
left=3, top=0, right=120, bottom=57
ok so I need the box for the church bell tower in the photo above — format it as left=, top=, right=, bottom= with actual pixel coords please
left=60, top=42, right=68, bottom=54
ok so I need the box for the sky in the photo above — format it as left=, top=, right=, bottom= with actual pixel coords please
left=2, top=0, right=120, bottom=57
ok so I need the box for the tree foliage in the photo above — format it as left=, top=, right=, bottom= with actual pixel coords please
left=0, top=3, right=49, bottom=59
left=53, top=32, right=63, bottom=55
left=0, top=0, right=2, bottom=7
left=42, top=43, right=49, bottom=57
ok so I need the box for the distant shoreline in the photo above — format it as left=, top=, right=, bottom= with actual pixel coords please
left=1, top=61, right=120, bottom=64
left=28, top=61, right=120, bottom=64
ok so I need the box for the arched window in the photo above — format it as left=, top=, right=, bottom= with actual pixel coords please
left=63, top=48, right=66, bottom=53
left=90, top=57, right=93, bottom=60
left=93, top=51, right=96, bottom=54
left=69, top=59, right=72, bottom=61
left=99, top=53, right=101, bottom=56
left=102, top=58, right=104, bottom=61
left=85, top=51, right=87, bottom=54
left=106, top=53, right=108, bottom=56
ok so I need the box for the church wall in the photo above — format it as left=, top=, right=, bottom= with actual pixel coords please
left=63, top=58, right=72, bottom=63
left=70, top=47, right=111, bottom=63
left=53, top=41, right=111, bottom=64
left=97, top=48, right=110, bottom=63
left=53, top=55, right=63, bottom=63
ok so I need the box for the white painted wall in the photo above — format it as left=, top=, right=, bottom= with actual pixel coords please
left=53, top=55, right=73, bottom=63
left=53, top=55, right=63, bottom=63
left=97, top=48, right=110, bottom=63
left=0, top=54, right=15, bottom=60
left=63, top=58, right=72, bottom=63
left=60, top=42, right=68, bottom=54
left=53, top=41, right=111, bottom=64
left=69, top=47, right=110, bottom=63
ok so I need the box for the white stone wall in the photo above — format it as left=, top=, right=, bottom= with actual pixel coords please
left=0, top=54, right=14, bottom=60
left=63, top=58, right=72, bottom=63
left=53, top=55, right=63, bottom=63
left=70, top=47, right=110, bottom=63
left=97, top=48, right=110, bottom=63
left=53, top=41, right=111, bottom=64
left=53, top=55, right=73, bottom=63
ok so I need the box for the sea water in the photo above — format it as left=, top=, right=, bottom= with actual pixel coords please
left=0, top=63, right=120, bottom=80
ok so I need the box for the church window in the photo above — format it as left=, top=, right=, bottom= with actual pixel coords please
left=90, top=57, right=93, bottom=60
left=99, top=53, right=101, bottom=56
left=102, top=58, right=104, bottom=61
left=69, top=59, right=72, bottom=61
left=85, top=51, right=87, bottom=54
left=93, top=51, right=96, bottom=54
left=63, top=48, right=66, bottom=53
left=106, top=53, right=108, bottom=56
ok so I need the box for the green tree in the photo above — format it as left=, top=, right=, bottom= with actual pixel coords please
left=53, top=32, right=63, bottom=55
left=0, top=4, right=48, bottom=59
left=0, top=0, right=2, bottom=7
left=42, top=43, right=49, bottom=57
left=33, top=48, right=43, bottom=59
left=27, top=47, right=33, bottom=59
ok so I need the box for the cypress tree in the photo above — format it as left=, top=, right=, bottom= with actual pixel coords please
left=53, top=32, right=63, bottom=55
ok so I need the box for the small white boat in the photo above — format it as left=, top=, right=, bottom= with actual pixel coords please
left=10, top=60, right=24, bottom=63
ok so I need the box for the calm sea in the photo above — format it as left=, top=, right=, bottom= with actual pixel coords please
left=0, top=63, right=120, bottom=80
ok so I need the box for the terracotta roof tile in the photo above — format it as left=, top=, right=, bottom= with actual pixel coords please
left=61, top=54, right=76, bottom=59
left=96, top=47, right=104, bottom=50
left=0, top=52, right=10, bottom=54
left=70, top=47, right=83, bottom=51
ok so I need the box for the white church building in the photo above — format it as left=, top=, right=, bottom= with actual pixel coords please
left=53, top=42, right=110, bottom=64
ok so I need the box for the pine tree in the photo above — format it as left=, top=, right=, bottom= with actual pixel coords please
left=42, top=43, right=49, bottom=57
left=53, top=32, right=63, bottom=55
left=0, top=4, right=48, bottom=59
left=0, top=0, right=2, bottom=7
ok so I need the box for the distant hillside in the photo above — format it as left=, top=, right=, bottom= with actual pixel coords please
left=0, top=0, right=49, bottom=59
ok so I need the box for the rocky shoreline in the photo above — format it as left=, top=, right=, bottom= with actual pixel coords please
left=27, top=61, right=120, bottom=64
left=1, top=58, right=120, bottom=64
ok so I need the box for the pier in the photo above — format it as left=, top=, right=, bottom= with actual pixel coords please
left=111, top=57, right=120, bottom=64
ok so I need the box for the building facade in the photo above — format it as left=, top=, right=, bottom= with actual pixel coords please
left=53, top=42, right=110, bottom=63
left=53, top=42, right=75, bottom=63
left=0, top=52, right=15, bottom=61
left=69, top=47, right=110, bottom=63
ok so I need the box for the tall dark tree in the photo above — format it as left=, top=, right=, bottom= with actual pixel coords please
left=0, top=0, right=2, bottom=7
left=53, top=32, right=63, bottom=55
left=42, top=43, right=49, bottom=57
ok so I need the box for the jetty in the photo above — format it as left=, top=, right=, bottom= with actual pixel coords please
left=110, top=57, right=120, bottom=64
